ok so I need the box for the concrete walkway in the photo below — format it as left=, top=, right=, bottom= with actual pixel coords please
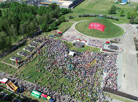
left=118, top=24, right=138, bottom=97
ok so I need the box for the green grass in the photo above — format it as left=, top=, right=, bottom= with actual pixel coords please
left=58, top=22, right=73, bottom=33
left=64, top=0, right=138, bottom=24
left=0, top=62, right=17, bottom=75
left=70, top=45, right=100, bottom=52
left=75, top=18, right=124, bottom=38
left=44, top=22, right=73, bottom=36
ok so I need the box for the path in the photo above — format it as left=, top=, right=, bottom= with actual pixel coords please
left=118, top=24, right=138, bottom=97
left=63, top=21, right=125, bottom=43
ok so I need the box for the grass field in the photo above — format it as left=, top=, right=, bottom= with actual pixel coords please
left=65, top=0, right=138, bottom=24
left=75, top=18, right=124, bottom=38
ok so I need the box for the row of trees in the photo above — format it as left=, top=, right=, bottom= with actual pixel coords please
left=108, top=5, right=138, bottom=24
left=127, top=6, right=138, bottom=24
left=0, top=2, right=71, bottom=50
left=108, top=5, right=125, bottom=17
left=78, top=14, right=119, bottom=21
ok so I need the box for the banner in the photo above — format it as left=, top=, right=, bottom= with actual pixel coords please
left=88, top=23, right=105, bottom=32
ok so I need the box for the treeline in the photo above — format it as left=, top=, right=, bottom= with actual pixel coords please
left=108, top=5, right=138, bottom=24
left=78, top=14, right=119, bottom=21
left=0, top=2, right=71, bottom=50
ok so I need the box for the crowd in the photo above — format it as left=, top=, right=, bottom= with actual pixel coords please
left=88, top=38, right=103, bottom=48
left=34, top=37, right=118, bottom=101
left=0, top=36, right=119, bottom=102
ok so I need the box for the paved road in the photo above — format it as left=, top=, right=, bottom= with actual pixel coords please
left=118, top=24, right=138, bottom=97
left=63, top=21, right=125, bottom=43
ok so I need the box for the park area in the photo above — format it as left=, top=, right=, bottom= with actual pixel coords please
left=0, top=34, right=118, bottom=101
left=65, top=0, right=138, bottom=24
left=75, top=18, right=124, bottom=38
left=1, top=0, right=138, bottom=101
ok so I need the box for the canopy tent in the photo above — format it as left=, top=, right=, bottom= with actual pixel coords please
left=49, top=35, right=54, bottom=37
left=47, top=96, right=51, bottom=100
left=106, top=41, right=110, bottom=44
left=41, top=93, right=48, bottom=100
left=54, top=32, right=62, bottom=37
left=0, top=78, right=8, bottom=84
left=69, top=51, right=75, bottom=56
left=81, top=39, right=87, bottom=43
left=75, top=38, right=81, bottom=41
left=58, top=32, right=62, bottom=34
left=31, top=90, right=41, bottom=99
left=122, top=0, right=127, bottom=3
left=49, top=98, right=54, bottom=102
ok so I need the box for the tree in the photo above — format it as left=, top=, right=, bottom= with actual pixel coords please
left=0, top=31, right=11, bottom=50
left=9, top=24, right=18, bottom=37
left=108, top=5, right=116, bottom=14
left=58, top=16, right=66, bottom=23
left=0, top=10, right=2, bottom=17
left=134, top=16, right=138, bottom=24
left=40, top=22, right=49, bottom=32
left=60, top=8, right=71, bottom=14
left=49, top=22, right=57, bottom=30
left=129, top=17, right=134, bottom=24
left=120, top=10, right=124, bottom=17
left=0, top=31, right=6, bottom=50
left=127, top=12, right=131, bottom=19
left=49, top=3, right=58, bottom=10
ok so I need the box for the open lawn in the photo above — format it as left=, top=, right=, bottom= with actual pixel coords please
left=65, top=0, right=138, bottom=24
left=0, top=62, right=17, bottom=75
left=44, top=22, right=73, bottom=36
left=75, top=18, right=124, bottom=38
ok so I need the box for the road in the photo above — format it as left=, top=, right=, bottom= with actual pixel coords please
left=118, top=24, right=138, bottom=97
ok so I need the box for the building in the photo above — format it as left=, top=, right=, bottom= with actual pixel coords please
left=40, top=0, right=84, bottom=8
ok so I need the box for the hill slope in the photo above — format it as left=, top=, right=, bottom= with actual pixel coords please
left=75, top=18, right=124, bottom=38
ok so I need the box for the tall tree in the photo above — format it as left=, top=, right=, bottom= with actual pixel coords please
left=0, top=10, right=2, bottom=17
left=108, top=5, right=116, bottom=14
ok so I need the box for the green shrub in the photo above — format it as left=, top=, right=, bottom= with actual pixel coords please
left=108, top=5, right=117, bottom=14
left=134, top=16, right=138, bottom=24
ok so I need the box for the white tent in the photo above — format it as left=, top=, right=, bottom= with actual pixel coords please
left=0, top=78, right=8, bottom=84
left=69, top=51, right=75, bottom=56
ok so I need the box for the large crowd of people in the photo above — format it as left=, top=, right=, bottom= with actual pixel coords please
left=0, top=36, right=119, bottom=102
left=34, top=37, right=118, bottom=101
